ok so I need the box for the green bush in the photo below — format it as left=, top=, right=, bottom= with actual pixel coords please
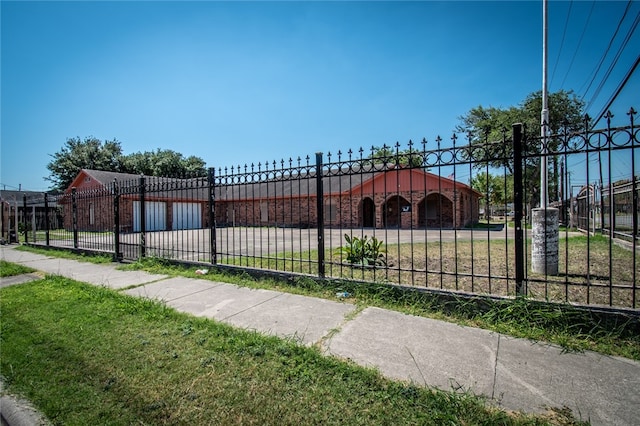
left=18, top=222, right=32, bottom=234
left=339, top=234, right=386, bottom=267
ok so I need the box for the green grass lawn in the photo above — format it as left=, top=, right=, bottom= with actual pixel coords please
left=16, top=244, right=640, bottom=360
left=0, top=275, right=585, bottom=425
left=215, top=234, right=638, bottom=308
left=0, top=259, right=35, bottom=277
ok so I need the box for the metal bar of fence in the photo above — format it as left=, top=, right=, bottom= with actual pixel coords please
left=71, top=188, right=78, bottom=249
left=562, top=125, right=570, bottom=302
left=421, top=141, right=429, bottom=288
left=408, top=142, right=416, bottom=287
left=632, top=109, right=638, bottom=309
left=316, top=152, right=325, bottom=278
left=585, top=120, right=592, bottom=304
left=451, top=136, right=458, bottom=291
left=22, top=194, right=28, bottom=244
left=606, top=113, right=614, bottom=306
left=114, top=180, right=121, bottom=261
left=208, top=167, right=217, bottom=265
left=513, top=123, right=525, bottom=296
left=44, top=193, right=50, bottom=246
left=279, top=161, right=285, bottom=271
left=325, top=151, right=334, bottom=278
left=139, top=176, right=146, bottom=258
left=437, top=137, right=444, bottom=289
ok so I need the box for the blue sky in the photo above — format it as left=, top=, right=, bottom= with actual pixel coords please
left=2, top=0, right=638, bottom=191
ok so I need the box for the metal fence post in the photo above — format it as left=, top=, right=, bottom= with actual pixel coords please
left=139, top=176, right=146, bottom=259
left=72, top=188, right=78, bottom=249
left=0, top=197, right=5, bottom=242
left=44, top=192, right=50, bottom=246
left=316, top=152, right=325, bottom=278
left=513, top=123, right=525, bottom=296
left=208, top=167, right=217, bottom=265
left=113, top=179, right=121, bottom=261
left=22, top=194, right=28, bottom=244
left=31, top=205, right=36, bottom=242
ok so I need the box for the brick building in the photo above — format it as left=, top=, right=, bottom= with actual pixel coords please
left=63, top=170, right=210, bottom=232
left=64, top=168, right=481, bottom=232
left=219, top=167, right=481, bottom=229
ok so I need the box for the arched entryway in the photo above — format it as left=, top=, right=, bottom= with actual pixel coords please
left=382, top=195, right=411, bottom=228
left=418, top=193, right=453, bottom=228
left=359, top=197, right=375, bottom=227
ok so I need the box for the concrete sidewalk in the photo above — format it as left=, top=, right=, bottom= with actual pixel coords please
left=2, top=245, right=639, bottom=425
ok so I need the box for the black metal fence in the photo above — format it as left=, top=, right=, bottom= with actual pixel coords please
left=19, top=108, right=639, bottom=310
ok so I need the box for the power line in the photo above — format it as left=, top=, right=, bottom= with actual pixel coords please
left=550, top=0, right=573, bottom=87
left=586, top=10, right=640, bottom=115
left=558, top=0, right=595, bottom=89
left=591, top=53, right=640, bottom=127
left=579, top=0, right=633, bottom=100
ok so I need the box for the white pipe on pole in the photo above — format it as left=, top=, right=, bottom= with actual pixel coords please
left=531, top=0, right=559, bottom=276
left=541, top=0, right=549, bottom=209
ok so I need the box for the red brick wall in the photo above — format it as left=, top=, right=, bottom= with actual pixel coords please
left=215, top=188, right=479, bottom=230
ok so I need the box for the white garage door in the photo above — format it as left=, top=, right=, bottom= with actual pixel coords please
left=172, top=202, right=202, bottom=230
left=133, top=201, right=167, bottom=232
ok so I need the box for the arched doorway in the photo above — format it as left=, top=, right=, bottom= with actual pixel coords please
left=360, top=197, right=375, bottom=227
left=382, top=195, right=411, bottom=228
left=418, top=193, right=453, bottom=228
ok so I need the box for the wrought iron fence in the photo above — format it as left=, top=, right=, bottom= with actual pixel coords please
left=20, top=108, right=638, bottom=310
left=520, top=109, right=638, bottom=309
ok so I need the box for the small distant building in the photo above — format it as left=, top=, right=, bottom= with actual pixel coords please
left=1, top=190, right=61, bottom=241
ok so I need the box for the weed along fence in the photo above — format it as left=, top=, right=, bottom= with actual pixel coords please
left=19, top=108, right=639, bottom=310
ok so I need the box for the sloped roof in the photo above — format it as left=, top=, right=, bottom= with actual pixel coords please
left=0, top=190, right=58, bottom=206
left=74, top=169, right=209, bottom=200
left=82, top=169, right=143, bottom=186
left=213, top=167, right=480, bottom=200
left=68, top=167, right=480, bottom=202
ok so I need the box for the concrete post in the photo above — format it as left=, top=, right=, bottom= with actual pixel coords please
left=531, top=207, right=559, bottom=275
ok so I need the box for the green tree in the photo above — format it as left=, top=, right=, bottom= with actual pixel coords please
left=458, top=90, right=584, bottom=169
left=457, top=90, right=585, bottom=206
left=367, top=144, right=424, bottom=168
left=121, top=149, right=206, bottom=177
left=471, top=172, right=513, bottom=219
left=46, top=137, right=124, bottom=191
left=47, top=138, right=208, bottom=191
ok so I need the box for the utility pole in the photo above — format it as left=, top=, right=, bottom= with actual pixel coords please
left=540, top=0, right=549, bottom=210
left=531, top=0, right=559, bottom=275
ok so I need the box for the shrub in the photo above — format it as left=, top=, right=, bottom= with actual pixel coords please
left=339, top=234, right=386, bottom=267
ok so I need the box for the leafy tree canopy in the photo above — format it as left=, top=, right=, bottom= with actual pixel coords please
left=46, top=137, right=207, bottom=191
left=470, top=171, right=514, bottom=218
left=457, top=90, right=584, bottom=208
left=121, top=149, right=206, bottom=177
left=368, top=144, right=424, bottom=168
left=456, top=90, right=585, bottom=172
left=46, top=137, right=124, bottom=192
